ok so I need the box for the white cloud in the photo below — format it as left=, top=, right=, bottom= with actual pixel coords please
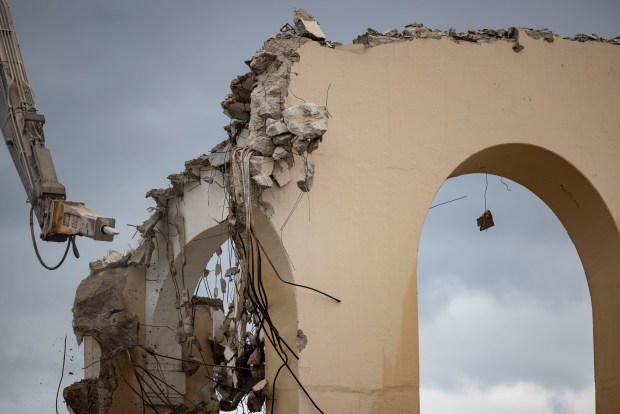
left=420, top=288, right=594, bottom=390
left=421, top=381, right=594, bottom=414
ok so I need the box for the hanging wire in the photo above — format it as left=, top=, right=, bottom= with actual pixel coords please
left=429, top=195, right=467, bottom=209
left=500, top=176, right=511, bottom=191
left=55, top=335, right=67, bottom=414
left=484, top=173, right=489, bottom=210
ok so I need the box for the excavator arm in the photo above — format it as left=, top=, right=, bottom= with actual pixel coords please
left=0, top=0, right=117, bottom=244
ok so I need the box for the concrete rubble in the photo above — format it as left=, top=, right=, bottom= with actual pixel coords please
left=63, top=9, right=331, bottom=412
left=353, top=21, right=619, bottom=50
left=293, top=8, right=326, bottom=41
left=64, top=252, right=140, bottom=414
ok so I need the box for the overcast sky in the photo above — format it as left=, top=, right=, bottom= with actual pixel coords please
left=0, top=1, right=617, bottom=413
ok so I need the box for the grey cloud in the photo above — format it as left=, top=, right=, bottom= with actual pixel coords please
left=1, top=1, right=616, bottom=413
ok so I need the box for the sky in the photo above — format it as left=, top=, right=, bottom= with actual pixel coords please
left=0, top=1, right=617, bottom=413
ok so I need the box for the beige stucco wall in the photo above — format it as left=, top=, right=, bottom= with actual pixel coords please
left=96, top=32, right=619, bottom=414
left=255, top=33, right=620, bottom=413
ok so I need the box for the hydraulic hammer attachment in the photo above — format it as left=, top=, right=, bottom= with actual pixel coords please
left=47, top=201, right=118, bottom=242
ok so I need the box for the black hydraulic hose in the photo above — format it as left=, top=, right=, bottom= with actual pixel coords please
left=29, top=204, right=72, bottom=270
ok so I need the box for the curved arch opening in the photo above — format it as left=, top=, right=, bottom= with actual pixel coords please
left=418, top=143, right=620, bottom=413
left=419, top=173, right=594, bottom=413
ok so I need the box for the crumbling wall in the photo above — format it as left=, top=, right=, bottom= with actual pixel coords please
left=64, top=254, right=144, bottom=414
left=65, top=8, right=620, bottom=414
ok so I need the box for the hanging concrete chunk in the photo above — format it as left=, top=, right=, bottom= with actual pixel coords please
left=272, top=160, right=291, bottom=187
left=249, top=50, right=277, bottom=74
left=307, top=137, right=321, bottom=154
left=252, top=174, right=274, bottom=188
left=248, top=133, right=275, bottom=156
left=236, top=128, right=249, bottom=148
left=297, top=161, right=315, bottom=192
left=283, top=103, right=328, bottom=140
left=273, top=132, right=295, bottom=146
left=221, top=93, right=250, bottom=121
left=249, top=156, right=274, bottom=176
left=247, top=379, right=268, bottom=412
left=272, top=146, right=289, bottom=162
left=293, top=9, right=326, bottom=41
left=292, top=138, right=309, bottom=154
left=230, top=72, right=254, bottom=101
left=265, top=118, right=289, bottom=137
left=208, top=140, right=232, bottom=167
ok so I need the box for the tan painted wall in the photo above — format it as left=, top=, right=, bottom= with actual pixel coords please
left=97, top=32, right=620, bottom=414
left=255, top=33, right=620, bottom=413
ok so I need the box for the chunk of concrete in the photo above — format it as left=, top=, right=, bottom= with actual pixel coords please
left=384, top=27, right=399, bottom=37
left=248, top=134, right=275, bottom=156
left=249, top=50, right=277, bottom=73
left=307, top=137, right=321, bottom=154
left=230, top=72, right=254, bottom=101
left=63, top=362, right=116, bottom=414
left=265, top=119, right=289, bottom=137
left=72, top=266, right=139, bottom=350
left=273, top=132, right=295, bottom=146
left=283, top=103, right=328, bottom=140
left=294, top=9, right=326, bottom=41
left=249, top=156, right=274, bottom=176
left=208, top=140, right=233, bottom=167
left=272, top=146, right=289, bottom=162
left=252, top=174, right=274, bottom=188
left=236, top=128, right=249, bottom=148
left=272, top=160, right=291, bottom=187
left=292, top=138, right=309, bottom=154
left=257, top=99, right=282, bottom=120
left=247, top=380, right=267, bottom=412
left=221, top=93, right=250, bottom=121
left=524, top=28, right=555, bottom=42
left=296, top=161, right=315, bottom=192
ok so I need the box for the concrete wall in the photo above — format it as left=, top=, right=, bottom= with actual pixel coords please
left=255, top=34, right=619, bottom=413
left=91, top=30, right=619, bottom=414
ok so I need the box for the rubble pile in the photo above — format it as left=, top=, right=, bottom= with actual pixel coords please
left=568, top=33, right=620, bottom=45
left=353, top=22, right=619, bottom=50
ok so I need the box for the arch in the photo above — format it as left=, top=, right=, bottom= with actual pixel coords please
left=141, top=166, right=301, bottom=410
left=435, top=143, right=620, bottom=412
left=418, top=172, right=595, bottom=412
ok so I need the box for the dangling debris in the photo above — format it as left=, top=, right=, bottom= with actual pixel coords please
left=477, top=210, right=495, bottom=231
left=296, top=160, right=315, bottom=192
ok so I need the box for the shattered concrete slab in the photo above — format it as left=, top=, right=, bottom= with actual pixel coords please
left=63, top=361, right=117, bottom=414
left=208, top=139, right=233, bottom=168
left=246, top=379, right=268, bottom=412
left=296, top=160, right=315, bottom=192
left=67, top=251, right=140, bottom=414
left=72, top=261, right=139, bottom=351
left=293, top=8, right=326, bottom=41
